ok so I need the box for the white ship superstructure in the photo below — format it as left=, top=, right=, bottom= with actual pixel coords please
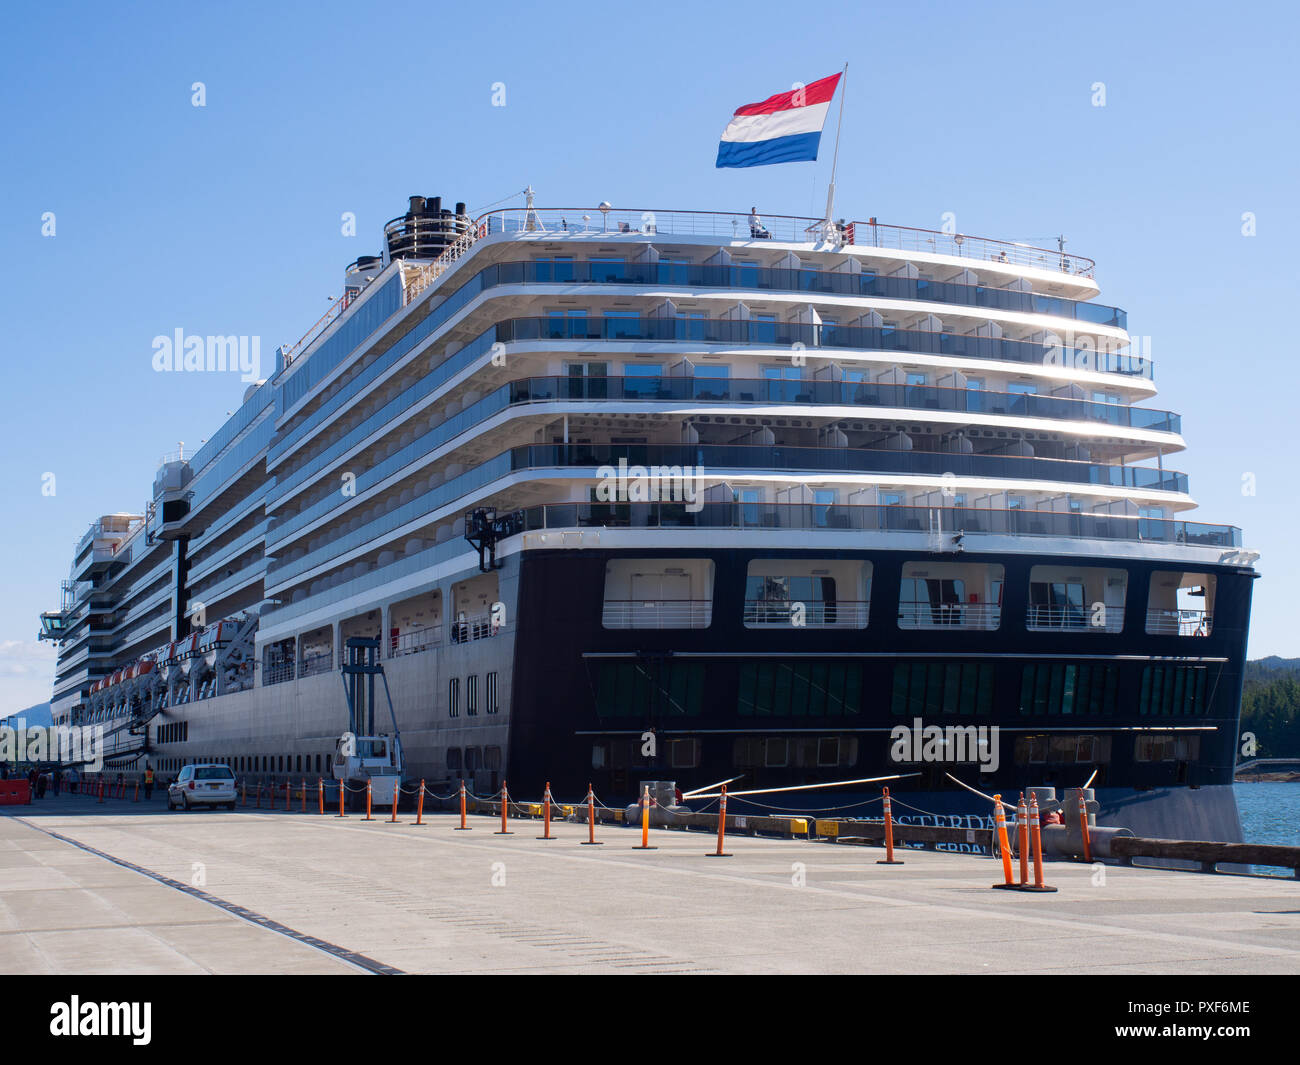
left=38, top=193, right=1255, bottom=840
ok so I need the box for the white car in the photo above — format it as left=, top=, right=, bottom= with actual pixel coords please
left=167, top=763, right=237, bottom=811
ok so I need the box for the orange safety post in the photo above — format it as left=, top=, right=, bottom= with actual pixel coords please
left=455, top=779, right=470, bottom=830
left=389, top=779, right=400, bottom=823
left=133, top=781, right=140, bottom=803
left=301, top=780, right=307, bottom=814
left=414, top=780, right=426, bottom=826
left=495, top=781, right=512, bottom=834
left=581, top=783, right=602, bottom=846
left=1016, top=793, right=1029, bottom=886
left=284, top=780, right=291, bottom=812
left=1023, top=795, right=1058, bottom=892
left=317, top=778, right=324, bottom=815
left=363, top=778, right=373, bottom=821
left=991, top=794, right=1017, bottom=889
left=877, top=786, right=904, bottom=865
left=336, top=778, right=346, bottom=818
left=635, top=784, right=656, bottom=850
left=1077, top=793, right=1092, bottom=863
left=241, top=781, right=247, bottom=807
left=538, top=782, right=555, bottom=840
left=97, top=779, right=104, bottom=804
left=707, top=784, right=732, bottom=857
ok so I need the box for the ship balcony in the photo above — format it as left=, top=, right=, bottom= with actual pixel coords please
left=424, top=257, right=1122, bottom=326
left=515, top=501, right=1242, bottom=548
left=479, top=316, right=1150, bottom=379
left=505, top=375, right=1178, bottom=433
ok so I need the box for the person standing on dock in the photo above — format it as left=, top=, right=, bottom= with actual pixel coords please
left=143, top=763, right=155, bottom=800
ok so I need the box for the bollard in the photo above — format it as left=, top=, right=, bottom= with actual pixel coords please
left=389, top=779, right=400, bottom=823
left=707, top=784, right=733, bottom=857
left=495, top=781, right=512, bottom=834
left=992, top=794, right=1017, bottom=889
left=241, top=781, right=247, bottom=807
left=301, top=780, right=307, bottom=814
left=581, top=783, right=602, bottom=846
left=133, top=782, right=139, bottom=803
left=635, top=785, right=656, bottom=850
left=414, top=780, right=426, bottom=826
left=455, top=779, right=470, bottom=830
left=1022, top=795, right=1058, bottom=892
left=336, top=779, right=346, bottom=818
left=876, top=786, right=904, bottom=865
left=363, top=778, right=373, bottom=821
left=1078, top=793, right=1092, bottom=863
left=1017, top=793, right=1029, bottom=886
left=318, top=778, right=324, bottom=815
left=97, top=779, right=104, bottom=804
left=538, top=782, right=555, bottom=840
left=285, top=780, right=291, bottom=812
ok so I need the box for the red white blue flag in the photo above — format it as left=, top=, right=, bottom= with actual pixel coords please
left=715, top=73, right=842, bottom=169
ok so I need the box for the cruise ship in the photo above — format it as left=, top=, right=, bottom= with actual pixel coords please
left=36, top=192, right=1257, bottom=839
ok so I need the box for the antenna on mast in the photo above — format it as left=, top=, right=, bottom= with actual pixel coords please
left=822, top=63, right=849, bottom=246
left=523, top=185, right=544, bottom=232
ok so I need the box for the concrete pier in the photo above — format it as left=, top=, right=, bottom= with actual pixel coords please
left=1, top=794, right=1297, bottom=975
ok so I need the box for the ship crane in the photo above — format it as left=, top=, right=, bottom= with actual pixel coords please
left=334, top=637, right=404, bottom=810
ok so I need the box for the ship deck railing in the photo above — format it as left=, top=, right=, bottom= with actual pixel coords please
left=897, top=602, right=1002, bottom=630
left=742, top=601, right=871, bottom=629
left=601, top=600, right=714, bottom=629
left=474, top=207, right=1097, bottom=278
left=517, top=502, right=1241, bottom=548
left=1144, top=608, right=1214, bottom=637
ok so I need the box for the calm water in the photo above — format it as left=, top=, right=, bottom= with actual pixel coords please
left=1235, top=781, right=1300, bottom=846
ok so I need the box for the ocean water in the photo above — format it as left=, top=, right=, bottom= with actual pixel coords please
left=1234, top=781, right=1300, bottom=846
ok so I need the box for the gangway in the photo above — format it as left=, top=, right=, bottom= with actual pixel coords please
left=334, top=637, right=404, bottom=809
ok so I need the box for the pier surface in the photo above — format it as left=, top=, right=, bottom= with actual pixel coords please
left=1, top=794, right=1297, bottom=974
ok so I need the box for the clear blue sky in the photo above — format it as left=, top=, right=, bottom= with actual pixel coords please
left=1, top=0, right=1296, bottom=712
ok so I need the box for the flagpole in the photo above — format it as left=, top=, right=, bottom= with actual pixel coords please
left=823, top=62, right=849, bottom=239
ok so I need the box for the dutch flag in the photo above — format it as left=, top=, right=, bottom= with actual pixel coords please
left=715, top=73, right=843, bottom=169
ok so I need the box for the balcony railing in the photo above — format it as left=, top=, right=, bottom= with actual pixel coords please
left=476, top=208, right=1097, bottom=277
left=601, top=600, right=713, bottom=629
left=298, top=651, right=333, bottom=677
left=742, top=600, right=870, bottom=629
left=263, top=661, right=296, bottom=686
left=487, top=316, right=1151, bottom=377
left=898, top=601, right=1002, bottom=630
left=449, top=612, right=503, bottom=644
left=506, top=375, right=1178, bottom=432
left=390, top=624, right=443, bottom=658
left=419, top=258, right=1124, bottom=327
left=518, top=502, right=1241, bottom=548
left=509, top=442, right=1189, bottom=495
left=1145, top=609, right=1213, bottom=636
left=1026, top=605, right=1126, bottom=632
